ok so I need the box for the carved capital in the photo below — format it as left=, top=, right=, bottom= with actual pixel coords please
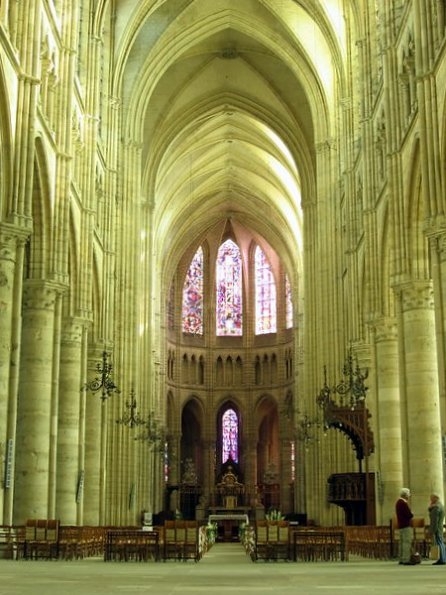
left=22, top=280, right=64, bottom=310
left=0, top=222, right=29, bottom=262
left=372, top=317, right=398, bottom=343
left=398, top=280, right=434, bottom=312
left=61, top=316, right=89, bottom=345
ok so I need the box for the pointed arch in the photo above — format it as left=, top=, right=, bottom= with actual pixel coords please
left=216, top=239, right=243, bottom=336
left=0, top=55, right=12, bottom=218
left=217, top=400, right=241, bottom=465
left=255, top=395, right=279, bottom=485
left=26, top=138, right=53, bottom=280
left=182, top=245, right=204, bottom=335
left=254, top=245, right=277, bottom=334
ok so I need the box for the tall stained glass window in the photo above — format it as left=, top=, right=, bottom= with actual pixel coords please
left=285, top=274, right=293, bottom=329
left=182, top=246, right=204, bottom=335
left=222, top=408, right=238, bottom=463
left=216, top=239, right=242, bottom=336
left=255, top=246, right=276, bottom=334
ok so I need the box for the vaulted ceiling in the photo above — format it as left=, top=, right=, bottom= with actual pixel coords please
left=108, top=0, right=353, bottom=279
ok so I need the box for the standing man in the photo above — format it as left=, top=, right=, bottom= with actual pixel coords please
left=428, top=493, right=446, bottom=565
left=396, top=488, right=414, bottom=565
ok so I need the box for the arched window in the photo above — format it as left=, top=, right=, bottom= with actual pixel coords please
left=222, top=408, right=239, bottom=463
left=216, top=239, right=242, bottom=336
left=255, top=246, right=276, bottom=334
left=285, top=274, right=293, bottom=329
left=182, top=246, right=203, bottom=334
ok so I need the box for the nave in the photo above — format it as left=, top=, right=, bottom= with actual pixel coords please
left=1, top=542, right=445, bottom=595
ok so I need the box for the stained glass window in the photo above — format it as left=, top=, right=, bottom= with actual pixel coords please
left=216, top=240, right=242, bottom=336
left=290, top=440, right=295, bottom=481
left=255, top=246, right=276, bottom=334
left=285, top=274, right=293, bottom=329
left=182, top=246, right=204, bottom=334
left=222, top=408, right=238, bottom=463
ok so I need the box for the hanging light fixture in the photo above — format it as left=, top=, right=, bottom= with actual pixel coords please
left=296, top=411, right=323, bottom=451
left=83, top=350, right=120, bottom=401
left=116, top=388, right=144, bottom=428
left=316, top=348, right=368, bottom=410
left=135, top=411, right=166, bottom=450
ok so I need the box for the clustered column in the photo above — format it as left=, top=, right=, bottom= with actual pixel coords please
left=373, top=316, right=403, bottom=522
left=56, top=317, right=86, bottom=524
left=14, top=280, right=61, bottom=521
left=399, top=281, right=443, bottom=511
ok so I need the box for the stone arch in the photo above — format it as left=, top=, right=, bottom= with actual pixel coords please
left=405, top=142, right=429, bottom=280
left=24, top=138, right=52, bottom=280
left=180, top=397, right=204, bottom=484
left=0, top=55, right=12, bottom=219
left=216, top=399, right=242, bottom=472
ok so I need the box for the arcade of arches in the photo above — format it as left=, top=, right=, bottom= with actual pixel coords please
left=1, top=1, right=446, bottom=531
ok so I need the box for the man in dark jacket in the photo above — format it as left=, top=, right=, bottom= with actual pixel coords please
left=428, top=493, right=445, bottom=565
left=395, top=487, right=414, bottom=565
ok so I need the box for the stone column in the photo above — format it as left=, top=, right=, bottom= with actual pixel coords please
left=279, top=437, right=293, bottom=513
left=373, top=317, right=404, bottom=523
left=0, top=224, right=27, bottom=523
left=399, top=281, right=443, bottom=514
left=201, top=438, right=213, bottom=500
left=55, top=317, right=85, bottom=524
left=83, top=346, right=105, bottom=525
left=14, top=280, right=60, bottom=522
left=168, top=431, right=181, bottom=486
left=244, top=436, right=258, bottom=507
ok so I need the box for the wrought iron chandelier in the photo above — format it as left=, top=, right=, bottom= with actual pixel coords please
left=316, top=348, right=368, bottom=411
left=116, top=388, right=144, bottom=428
left=296, top=411, right=323, bottom=450
left=135, top=410, right=166, bottom=450
left=84, top=350, right=120, bottom=401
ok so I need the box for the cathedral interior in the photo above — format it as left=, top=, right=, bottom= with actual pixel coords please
left=1, top=0, right=446, bottom=532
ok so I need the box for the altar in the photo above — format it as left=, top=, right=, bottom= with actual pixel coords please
left=209, top=462, right=250, bottom=540
left=208, top=513, right=249, bottom=542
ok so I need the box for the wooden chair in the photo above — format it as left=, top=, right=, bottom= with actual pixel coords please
left=254, top=521, right=268, bottom=561
left=412, top=518, right=427, bottom=558
left=183, top=521, right=200, bottom=561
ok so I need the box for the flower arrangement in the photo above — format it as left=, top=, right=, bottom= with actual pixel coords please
left=265, top=508, right=284, bottom=521
left=206, top=521, right=218, bottom=544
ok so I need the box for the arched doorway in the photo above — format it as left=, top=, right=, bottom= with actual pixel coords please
left=179, top=399, right=203, bottom=518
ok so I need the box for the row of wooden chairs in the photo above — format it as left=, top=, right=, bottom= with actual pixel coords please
left=291, top=528, right=347, bottom=562
left=58, top=525, right=109, bottom=559
left=104, top=529, right=159, bottom=562
left=1, top=522, right=210, bottom=562
left=0, top=525, right=24, bottom=559
left=344, top=525, right=391, bottom=559
left=253, top=521, right=290, bottom=561
left=161, top=520, right=204, bottom=561
left=20, top=519, right=60, bottom=560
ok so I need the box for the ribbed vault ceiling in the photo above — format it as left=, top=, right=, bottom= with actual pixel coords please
left=111, top=0, right=348, bottom=279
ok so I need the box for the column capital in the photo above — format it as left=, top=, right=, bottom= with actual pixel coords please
left=61, top=316, right=89, bottom=345
left=371, top=316, right=398, bottom=343
left=0, top=221, right=30, bottom=261
left=396, top=280, right=434, bottom=312
left=22, top=279, right=66, bottom=310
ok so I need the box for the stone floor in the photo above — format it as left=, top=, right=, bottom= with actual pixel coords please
left=1, top=543, right=446, bottom=595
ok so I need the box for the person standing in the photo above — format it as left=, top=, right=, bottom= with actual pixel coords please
left=428, top=493, right=446, bottom=565
left=396, top=488, right=414, bottom=565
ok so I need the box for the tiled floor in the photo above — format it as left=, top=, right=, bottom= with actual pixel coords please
left=1, top=542, right=446, bottom=595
